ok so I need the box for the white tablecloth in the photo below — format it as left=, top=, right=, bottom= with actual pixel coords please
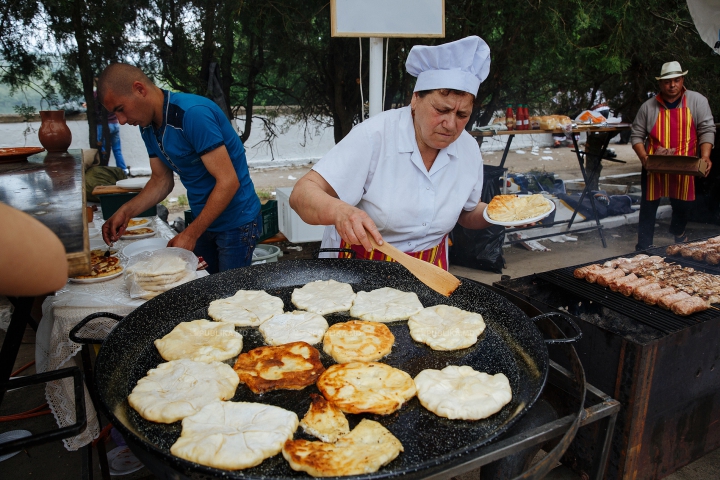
left=35, top=215, right=208, bottom=450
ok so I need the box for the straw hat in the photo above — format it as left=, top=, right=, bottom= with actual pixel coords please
left=656, top=61, right=688, bottom=80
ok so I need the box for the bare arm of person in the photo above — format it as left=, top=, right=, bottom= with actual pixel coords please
left=457, top=202, right=492, bottom=229
left=700, top=142, right=713, bottom=177
left=167, top=145, right=240, bottom=251
left=632, top=143, right=649, bottom=169
left=0, top=203, right=68, bottom=296
left=102, top=157, right=174, bottom=244
left=290, top=170, right=383, bottom=252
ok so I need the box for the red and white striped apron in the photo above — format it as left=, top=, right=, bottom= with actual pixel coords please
left=339, top=235, right=449, bottom=270
left=645, top=95, right=698, bottom=201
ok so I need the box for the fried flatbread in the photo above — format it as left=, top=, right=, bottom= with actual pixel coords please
left=486, top=194, right=552, bottom=222
left=259, top=311, right=329, bottom=345
left=171, top=401, right=298, bottom=470
left=349, top=287, right=424, bottom=322
left=414, top=366, right=512, bottom=420
left=123, top=227, right=155, bottom=236
left=90, top=248, right=118, bottom=263
left=299, top=393, right=350, bottom=443
left=322, top=320, right=394, bottom=363
left=128, top=359, right=239, bottom=424
left=291, top=280, right=356, bottom=315
left=74, top=255, right=122, bottom=279
left=283, top=419, right=403, bottom=477
left=233, top=341, right=325, bottom=394
left=317, top=362, right=416, bottom=415
left=209, top=290, right=284, bottom=327
left=128, top=218, right=150, bottom=227
left=408, top=305, right=486, bottom=351
left=154, top=319, right=243, bottom=363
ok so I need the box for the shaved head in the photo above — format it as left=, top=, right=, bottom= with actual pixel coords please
left=97, top=63, right=153, bottom=104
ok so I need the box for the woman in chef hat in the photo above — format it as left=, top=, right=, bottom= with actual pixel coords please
left=290, top=36, right=492, bottom=270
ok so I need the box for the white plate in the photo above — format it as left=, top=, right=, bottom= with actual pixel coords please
left=106, top=446, right=145, bottom=475
left=483, top=197, right=556, bottom=226
left=116, top=177, right=150, bottom=189
left=88, top=227, right=100, bottom=238
left=127, top=217, right=152, bottom=228
left=120, top=228, right=156, bottom=240
left=121, top=238, right=168, bottom=257
left=70, top=268, right=124, bottom=284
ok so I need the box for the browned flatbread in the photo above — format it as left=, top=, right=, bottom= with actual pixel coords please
left=486, top=194, right=551, bottom=222
left=90, top=248, right=118, bottom=265
left=123, top=227, right=154, bottom=236
left=128, top=218, right=149, bottom=227
left=75, top=256, right=123, bottom=279
left=233, top=341, right=325, bottom=394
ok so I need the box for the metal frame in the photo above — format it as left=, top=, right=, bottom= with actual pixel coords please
left=474, top=128, right=630, bottom=249
left=0, top=296, right=87, bottom=455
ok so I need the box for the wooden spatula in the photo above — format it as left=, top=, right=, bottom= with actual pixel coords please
left=366, top=232, right=461, bottom=296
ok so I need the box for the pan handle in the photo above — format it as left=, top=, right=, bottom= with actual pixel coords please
left=314, top=248, right=356, bottom=259
left=530, top=312, right=582, bottom=344
left=69, top=312, right=124, bottom=345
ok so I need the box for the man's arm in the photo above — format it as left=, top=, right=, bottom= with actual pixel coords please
left=290, top=170, right=383, bottom=252
left=102, top=157, right=174, bottom=244
left=0, top=203, right=68, bottom=295
left=167, top=145, right=239, bottom=251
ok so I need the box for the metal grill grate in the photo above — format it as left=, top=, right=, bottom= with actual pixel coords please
left=536, top=260, right=720, bottom=334
left=645, top=237, right=720, bottom=275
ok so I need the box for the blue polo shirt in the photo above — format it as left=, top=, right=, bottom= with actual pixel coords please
left=140, top=90, right=259, bottom=232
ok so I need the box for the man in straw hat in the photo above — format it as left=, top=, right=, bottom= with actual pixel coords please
left=290, top=36, right=494, bottom=270
left=631, top=61, right=715, bottom=250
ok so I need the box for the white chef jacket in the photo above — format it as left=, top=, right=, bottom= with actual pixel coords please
left=314, top=106, right=484, bottom=257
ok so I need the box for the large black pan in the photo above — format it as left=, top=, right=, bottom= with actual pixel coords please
left=94, top=259, right=561, bottom=479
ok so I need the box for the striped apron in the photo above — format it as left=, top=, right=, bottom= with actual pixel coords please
left=339, top=235, right=449, bottom=270
left=645, top=95, right=697, bottom=201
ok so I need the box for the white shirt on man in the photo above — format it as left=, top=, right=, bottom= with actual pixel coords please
left=313, top=106, right=484, bottom=257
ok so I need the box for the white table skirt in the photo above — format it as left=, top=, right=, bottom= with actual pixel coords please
left=35, top=215, right=208, bottom=450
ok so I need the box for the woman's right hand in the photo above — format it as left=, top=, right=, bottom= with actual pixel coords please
left=333, top=203, right=384, bottom=252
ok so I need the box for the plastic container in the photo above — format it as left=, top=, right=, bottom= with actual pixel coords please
left=100, top=193, right=157, bottom=220
left=276, top=187, right=325, bottom=243
left=259, top=200, right=279, bottom=241
left=252, top=244, right=282, bottom=264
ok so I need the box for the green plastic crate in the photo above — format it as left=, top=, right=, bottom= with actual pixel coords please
left=100, top=193, right=157, bottom=220
left=259, top=200, right=279, bottom=241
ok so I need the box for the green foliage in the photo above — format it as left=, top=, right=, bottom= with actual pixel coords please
left=12, top=103, right=37, bottom=122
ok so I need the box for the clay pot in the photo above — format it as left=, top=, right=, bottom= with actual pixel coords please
left=38, top=110, right=72, bottom=153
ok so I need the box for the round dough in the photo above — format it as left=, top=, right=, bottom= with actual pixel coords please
left=208, top=290, right=284, bottom=326
left=414, top=366, right=512, bottom=420
left=128, top=359, right=239, bottom=424
left=350, top=287, right=424, bottom=322
left=154, top=319, right=243, bottom=363
left=323, top=320, right=394, bottom=363
left=292, top=280, right=356, bottom=315
left=317, top=362, right=416, bottom=415
left=259, top=311, right=329, bottom=345
left=408, top=305, right=486, bottom=350
left=171, top=401, right=298, bottom=470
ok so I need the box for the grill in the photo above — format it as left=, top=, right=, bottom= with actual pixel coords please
left=645, top=237, right=720, bottom=275
left=536, top=262, right=719, bottom=335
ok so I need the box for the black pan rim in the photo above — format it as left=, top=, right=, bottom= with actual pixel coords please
left=95, top=259, right=549, bottom=479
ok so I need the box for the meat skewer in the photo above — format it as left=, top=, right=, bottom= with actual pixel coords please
left=643, top=287, right=676, bottom=306
left=658, top=291, right=691, bottom=310
left=633, top=282, right=661, bottom=301
left=671, top=297, right=709, bottom=316
left=609, top=273, right=638, bottom=292
left=619, top=277, right=650, bottom=297
left=597, top=269, right=625, bottom=287
left=586, top=267, right=615, bottom=284
left=573, top=264, right=602, bottom=279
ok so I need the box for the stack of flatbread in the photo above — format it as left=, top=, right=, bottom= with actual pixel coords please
left=486, top=194, right=552, bottom=223
left=125, top=250, right=196, bottom=299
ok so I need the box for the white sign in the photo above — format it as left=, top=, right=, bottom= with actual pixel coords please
left=331, top=0, right=445, bottom=38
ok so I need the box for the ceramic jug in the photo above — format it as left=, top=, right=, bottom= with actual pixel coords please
left=38, top=110, right=72, bottom=152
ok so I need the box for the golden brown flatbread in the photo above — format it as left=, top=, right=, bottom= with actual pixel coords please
left=233, top=341, right=325, bottom=394
left=486, top=194, right=552, bottom=222
left=74, top=256, right=123, bottom=279
left=123, top=227, right=155, bottom=236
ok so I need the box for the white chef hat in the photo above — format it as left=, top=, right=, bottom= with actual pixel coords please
left=406, top=36, right=491, bottom=95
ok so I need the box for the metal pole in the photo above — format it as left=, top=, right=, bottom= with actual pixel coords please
left=369, top=37, right=384, bottom=117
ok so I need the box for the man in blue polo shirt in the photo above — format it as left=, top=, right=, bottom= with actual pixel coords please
left=98, top=63, right=261, bottom=273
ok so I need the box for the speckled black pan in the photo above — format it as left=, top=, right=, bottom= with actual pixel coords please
left=95, top=259, right=549, bottom=479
